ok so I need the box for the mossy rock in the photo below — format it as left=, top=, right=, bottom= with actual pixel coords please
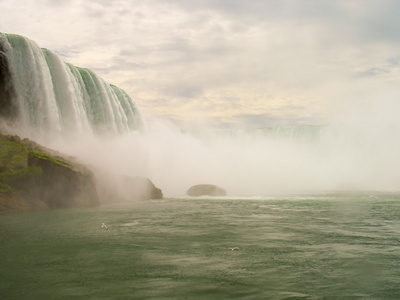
left=26, top=151, right=99, bottom=209
left=0, top=132, right=100, bottom=212
left=0, top=182, right=12, bottom=193
left=0, top=166, right=43, bottom=191
left=0, top=136, right=28, bottom=172
left=28, top=151, right=73, bottom=170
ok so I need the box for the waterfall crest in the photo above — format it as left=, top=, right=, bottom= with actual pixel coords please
left=0, top=33, right=143, bottom=140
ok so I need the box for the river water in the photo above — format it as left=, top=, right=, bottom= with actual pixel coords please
left=1, top=194, right=400, bottom=299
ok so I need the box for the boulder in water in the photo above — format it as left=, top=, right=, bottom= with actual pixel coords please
left=186, top=184, right=226, bottom=197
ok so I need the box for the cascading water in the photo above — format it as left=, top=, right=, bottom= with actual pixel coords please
left=0, top=33, right=143, bottom=141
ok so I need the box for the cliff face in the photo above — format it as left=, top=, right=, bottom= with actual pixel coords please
left=0, top=133, right=100, bottom=212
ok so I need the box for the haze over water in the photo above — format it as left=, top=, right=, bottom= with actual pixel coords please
left=59, top=98, right=400, bottom=198
left=2, top=32, right=400, bottom=198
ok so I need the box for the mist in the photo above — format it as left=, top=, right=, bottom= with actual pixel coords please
left=48, top=94, right=400, bottom=198
left=2, top=32, right=399, bottom=199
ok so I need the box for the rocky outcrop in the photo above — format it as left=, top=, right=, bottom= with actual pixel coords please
left=123, top=176, right=163, bottom=200
left=187, top=184, right=227, bottom=197
left=95, top=173, right=163, bottom=203
left=0, top=133, right=99, bottom=212
left=27, top=151, right=99, bottom=209
left=0, top=132, right=165, bottom=212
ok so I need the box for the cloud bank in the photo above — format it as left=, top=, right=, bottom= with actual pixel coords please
left=2, top=0, right=400, bottom=128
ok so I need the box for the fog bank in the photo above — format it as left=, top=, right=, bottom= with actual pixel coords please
left=51, top=96, right=400, bottom=197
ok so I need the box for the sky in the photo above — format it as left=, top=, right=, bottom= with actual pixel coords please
left=1, top=0, right=400, bottom=129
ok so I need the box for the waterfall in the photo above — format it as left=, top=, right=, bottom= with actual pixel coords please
left=0, top=33, right=143, bottom=140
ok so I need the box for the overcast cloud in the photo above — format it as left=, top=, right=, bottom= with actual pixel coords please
left=1, top=0, right=400, bottom=128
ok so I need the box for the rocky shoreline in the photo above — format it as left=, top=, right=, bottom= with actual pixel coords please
left=0, top=132, right=163, bottom=213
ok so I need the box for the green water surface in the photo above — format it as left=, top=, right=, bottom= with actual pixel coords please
left=1, top=195, right=400, bottom=299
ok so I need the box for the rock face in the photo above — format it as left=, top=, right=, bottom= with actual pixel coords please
left=0, top=40, right=17, bottom=119
left=0, top=133, right=100, bottom=212
left=0, top=132, right=164, bottom=212
left=123, top=175, right=163, bottom=201
left=27, top=151, right=99, bottom=209
left=96, top=174, right=163, bottom=203
left=186, top=184, right=227, bottom=197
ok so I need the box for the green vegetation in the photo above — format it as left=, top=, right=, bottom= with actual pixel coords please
left=0, top=166, right=43, bottom=188
left=0, top=137, right=28, bottom=171
left=0, top=135, right=40, bottom=195
left=0, top=132, right=100, bottom=212
left=28, top=151, right=73, bottom=169
left=0, top=182, right=12, bottom=193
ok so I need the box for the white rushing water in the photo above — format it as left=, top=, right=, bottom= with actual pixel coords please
left=0, top=33, right=143, bottom=141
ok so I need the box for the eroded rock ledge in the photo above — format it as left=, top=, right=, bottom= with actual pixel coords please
left=0, top=133, right=100, bottom=212
left=0, top=133, right=163, bottom=212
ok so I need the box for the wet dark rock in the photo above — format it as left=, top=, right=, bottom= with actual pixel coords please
left=123, top=175, right=163, bottom=201
left=94, top=173, right=163, bottom=204
left=0, top=133, right=100, bottom=212
left=0, top=39, right=18, bottom=119
left=187, top=184, right=226, bottom=197
left=27, top=151, right=99, bottom=209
